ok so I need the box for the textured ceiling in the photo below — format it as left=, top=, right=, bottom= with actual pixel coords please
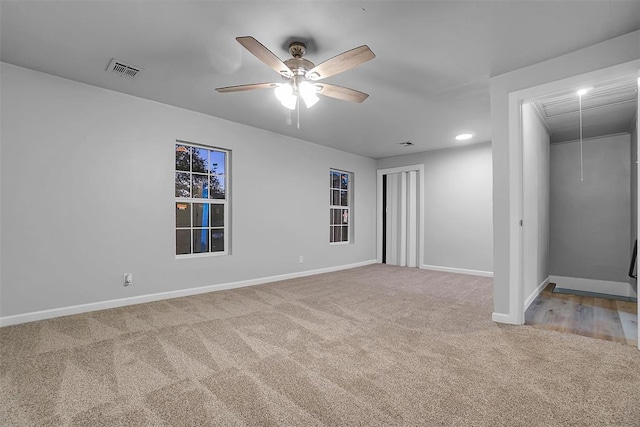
left=2, top=1, right=640, bottom=158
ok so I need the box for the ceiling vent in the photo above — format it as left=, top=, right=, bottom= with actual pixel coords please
left=398, top=141, right=414, bottom=147
left=107, top=58, right=142, bottom=79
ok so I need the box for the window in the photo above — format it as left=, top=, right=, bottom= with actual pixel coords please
left=175, top=142, right=229, bottom=256
left=330, top=169, right=351, bottom=243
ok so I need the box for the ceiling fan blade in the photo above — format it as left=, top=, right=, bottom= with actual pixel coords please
left=316, top=83, right=369, bottom=103
left=236, top=36, right=292, bottom=77
left=306, top=45, right=375, bottom=81
left=215, top=82, right=277, bottom=93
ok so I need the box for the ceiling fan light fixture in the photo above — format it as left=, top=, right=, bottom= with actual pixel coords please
left=299, top=81, right=319, bottom=108
left=274, top=83, right=297, bottom=110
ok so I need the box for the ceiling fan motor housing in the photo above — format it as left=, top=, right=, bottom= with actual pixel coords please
left=288, top=42, right=306, bottom=58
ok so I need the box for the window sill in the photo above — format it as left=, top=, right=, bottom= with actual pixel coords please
left=176, top=251, right=228, bottom=259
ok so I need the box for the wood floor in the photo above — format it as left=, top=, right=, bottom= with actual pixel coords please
left=525, top=284, right=638, bottom=347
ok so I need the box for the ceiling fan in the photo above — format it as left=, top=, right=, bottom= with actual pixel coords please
left=216, top=36, right=375, bottom=110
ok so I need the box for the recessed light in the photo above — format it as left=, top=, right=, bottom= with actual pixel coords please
left=455, top=133, right=473, bottom=141
left=576, top=87, right=592, bottom=96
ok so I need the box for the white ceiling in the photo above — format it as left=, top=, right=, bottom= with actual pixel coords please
left=2, top=1, right=639, bottom=159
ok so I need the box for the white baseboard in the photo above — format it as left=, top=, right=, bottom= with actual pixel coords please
left=549, top=275, right=637, bottom=298
left=0, top=259, right=377, bottom=327
left=524, top=276, right=550, bottom=311
left=420, top=264, right=493, bottom=278
left=492, top=312, right=519, bottom=324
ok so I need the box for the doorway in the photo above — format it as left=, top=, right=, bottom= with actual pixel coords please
left=376, top=165, right=424, bottom=266
left=519, top=73, right=639, bottom=347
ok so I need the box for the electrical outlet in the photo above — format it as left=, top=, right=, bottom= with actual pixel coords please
left=124, top=273, right=133, bottom=286
left=298, top=255, right=304, bottom=264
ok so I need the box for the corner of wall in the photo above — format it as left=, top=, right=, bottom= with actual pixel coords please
left=523, top=276, right=550, bottom=311
left=492, top=312, right=521, bottom=325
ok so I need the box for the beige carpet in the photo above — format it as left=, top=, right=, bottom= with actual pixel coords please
left=1, top=264, right=638, bottom=426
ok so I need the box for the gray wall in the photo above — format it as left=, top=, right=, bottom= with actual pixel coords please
left=631, top=117, right=638, bottom=286
left=522, top=103, right=550, bottom=300
left=549, top=134, right=630, bottom=282
left=377, top=143, right=493, bottom=273
left=0, top=63, right=377, bottom=318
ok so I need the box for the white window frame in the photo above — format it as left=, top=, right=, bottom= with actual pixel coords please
left=175, top=141, right=230, bottom=258
left=330, top=169, right=352, bottom=244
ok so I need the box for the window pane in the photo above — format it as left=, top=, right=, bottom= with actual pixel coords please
left=176, top=229, right=191, bottom=255
left=210, top=151, right=226, bottom=175
left=341, top=173, right=349, bottom=190
left=331, top=171, right=341, bottom=188
left=193, top=203, right=209, bottom=228
left=341, top=209, right=349, bottom=224
left=340, top=190, right=348, bottom=206
left=333, top=226, right=342, bottom=242
left=193, top=229, right=209, bottom=253
left=210, top=175, right=225, bottom=199
left=192, top=148, right=210, bottom=173
left=331, top=190, right=340, bottom=206
left=330, top=226, right=335, bottom=243
left=192, top=174, right=208, bottom=198
left=175, top=172, right=191, bottom=197
left=175, top=145, right=191, bottom=171
left=176, top=203, right=191, bottom=227
left=210, top=204, right=224, bottom=227
left=211, top=229, right=224, bottom=252
left=330, top=208, right=339, bottom=225
left=341, top=226, right=349, bottom=241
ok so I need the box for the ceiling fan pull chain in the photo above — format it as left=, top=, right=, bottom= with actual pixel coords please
left=579, top=94, right=584, bottom=182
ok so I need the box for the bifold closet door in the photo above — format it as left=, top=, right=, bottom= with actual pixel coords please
left=385, top=170, right=418, bottom=267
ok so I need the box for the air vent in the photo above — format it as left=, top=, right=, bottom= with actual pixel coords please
left=107, top=58, right=142, bottom=79
left=399, top=141, right=414, bottom=147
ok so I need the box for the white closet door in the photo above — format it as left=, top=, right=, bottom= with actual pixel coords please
left=406, top=170, right=418, bottom=267
left=386, top=173, right=399, bottom=265
left=398, top=171, right=407, bottom=267
left=385, top=171, right=418, bottom=267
